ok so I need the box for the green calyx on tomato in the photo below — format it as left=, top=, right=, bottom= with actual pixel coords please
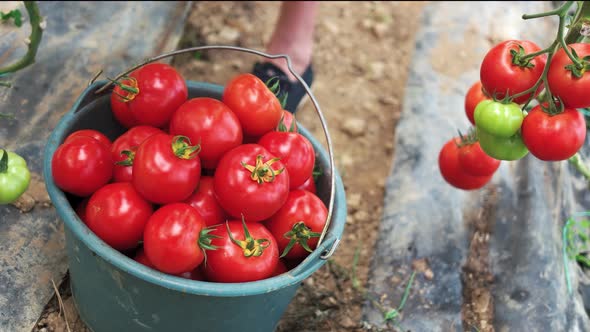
left=510, top=44, right=535, bottom=68
left=0, top=149, right=31, bottom=204
left=198, top=227, right=221, bottom=251
left=226, top=217, right=271, bottom=258
left=539, top=98, right=565, bottom=116
left=477, top=128, right=529, bottom=161
left=474, top=99, right=524, bottom=138
left=265, top=76, right=289, bottom=109
left=564, top=47, right=590, bottom=78
left=115, top=149, right=136, bottom=166
left=110, top=76, right=139, bottom=102
left=241, top=154, right=285, bottom=184
left=277, top=115, right=297, bottom=133
left=279, top=221, right=322, bottom=258
left=197, top=226, right=221, bottom=265
left=455, top=127, right=478, bottom=147
left=171, top=135, right=200, bottom=160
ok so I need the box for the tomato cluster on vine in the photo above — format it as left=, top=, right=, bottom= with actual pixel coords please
left=440, top=36, right=590, bottom=191
left=51, top=63, right=327, bottom=282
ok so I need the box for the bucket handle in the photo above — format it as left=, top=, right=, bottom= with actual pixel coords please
left=92, top=45, right=340, bottom=259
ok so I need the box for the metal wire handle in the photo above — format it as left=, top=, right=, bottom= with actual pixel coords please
left=94, top=45, right=339, bottom=260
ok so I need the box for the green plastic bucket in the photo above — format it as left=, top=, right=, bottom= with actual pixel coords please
left=43, top=79, right=346, bottom=332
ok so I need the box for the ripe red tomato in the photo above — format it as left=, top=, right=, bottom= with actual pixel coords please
left=258, top=131, right=315, bottom=189
left=65, top=129, right=112, bottom=148
left=133, top=134, right=201, bottom=204
left=177, top=267, right=206, bottom=281
left=521, top=104, right=586, bottom=161
left=265, top=190, right=327, bottom=259
left=110, top=63, right=188, bottom=128
left=277, top=110, right=298, bottom=132
left=143, top=203, right=207, bottom=274
left=85, top=182, right=153, bottom=251
left=204, top=219, right=279, bottom=283
left=464, top=81, right=490, bottom=125
left=52, top=136, right=112, bottom=197
left=111, top=76, right=139, bottom=128
left=438, top=137, right=493, bottom=190
left=222, top=73, right=283, bottom=137
left=75, top=198, right=89, bottom=222
left=480, top=40, right=546, bottom=104
left=184, top=176, right=227, bottom=227
left=271, top=259, right=289, bottom=277
left=547, top=43, right=590, bottom=108
left=169, top=98, right=243, bottom=169
left=214, top=144, right=289, bottom=222
left=111, top=126, right=163, bottom=183
left=134, top=248, right=156, bottom=269
left=296, top=176, right=317, bottom=194
left=457, top=141, right=501, bottom=177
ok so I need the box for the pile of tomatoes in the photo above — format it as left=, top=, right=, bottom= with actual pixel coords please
left=51, top=63, right=327, bottom=283
left=439, top=40, right=590, bottom=190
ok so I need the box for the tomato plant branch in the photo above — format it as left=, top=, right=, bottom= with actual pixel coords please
left=510, top=43, right=557, bottom=108
left=568, top=153, right=590, bottom=182
left=0, top=1, right=43, bottom=75
left=565, top=1, right=590, bottom=44
left=520, top=47, right=551, bottom=62
left=522, top=1, right=573, bottom=20
left=514, top=1, right=587, bottom=110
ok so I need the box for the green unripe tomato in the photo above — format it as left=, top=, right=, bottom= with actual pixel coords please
left=477, top=128, right=529, bottom=161
left=0, top=149, right=31, bottom=204
left=474, top=100, right=524, bottom=138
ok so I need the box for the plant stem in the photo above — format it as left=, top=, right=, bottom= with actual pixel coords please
left=568, top=153, right=590, bottom=182
left=563, top=218, right=573, bottom=295
left=0, top=1, right=43, bottom=75
left=522, top=1, right=573, bottom=20
left=513, top=1, right=586, bottom=110
left=520, top=47, right=552, bottom=62
left=565, top=1, right=590, bottom=44
left=397, top=271, right=416, bottom=312
left=556, top=3, right=584, bottom=68
left=510, top=41, right=557, bottom=104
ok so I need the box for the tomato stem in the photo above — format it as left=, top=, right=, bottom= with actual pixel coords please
left=0, top=150, right=8, bottom=173
left=171, top=136, right=200, bottom=160
left=226, top=217, right=270, bottom=258
left=522, top=1, right=574, bottom=20
left=0, top=2, right=43, bottom=76
left=108, top=77, right=140, bottom=102
left=241, top=155, right=285, bottom=184
left=280, top=221, right=321, bottom=258
left=568, top=153, right=590, bottom=183
left=512, top=1, right=590, bottom=110
left=565, top=2, right=590, bottom=44
left=455, top=127, right=478, bottom=147
left=197, top=227, right=221, bottom=267
left=115, top=150, right=136, bottom=166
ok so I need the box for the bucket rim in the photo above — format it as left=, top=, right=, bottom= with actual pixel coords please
left=43, top=80, right=347, bottom=297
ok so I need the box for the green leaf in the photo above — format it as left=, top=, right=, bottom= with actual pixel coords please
left=0, top=113, right=15, bottom=120
left=576, top=254, right=590, bottom=268
left=0, top=149, right=8, bottom=173
left=571, top=46, right=580, bottom=60
left=383, top=309, right=399, bottom=322
left=0, top=9, right=22, bottom=27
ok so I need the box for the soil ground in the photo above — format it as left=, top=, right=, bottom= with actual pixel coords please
left=33, top=2, right=425, bottom=331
